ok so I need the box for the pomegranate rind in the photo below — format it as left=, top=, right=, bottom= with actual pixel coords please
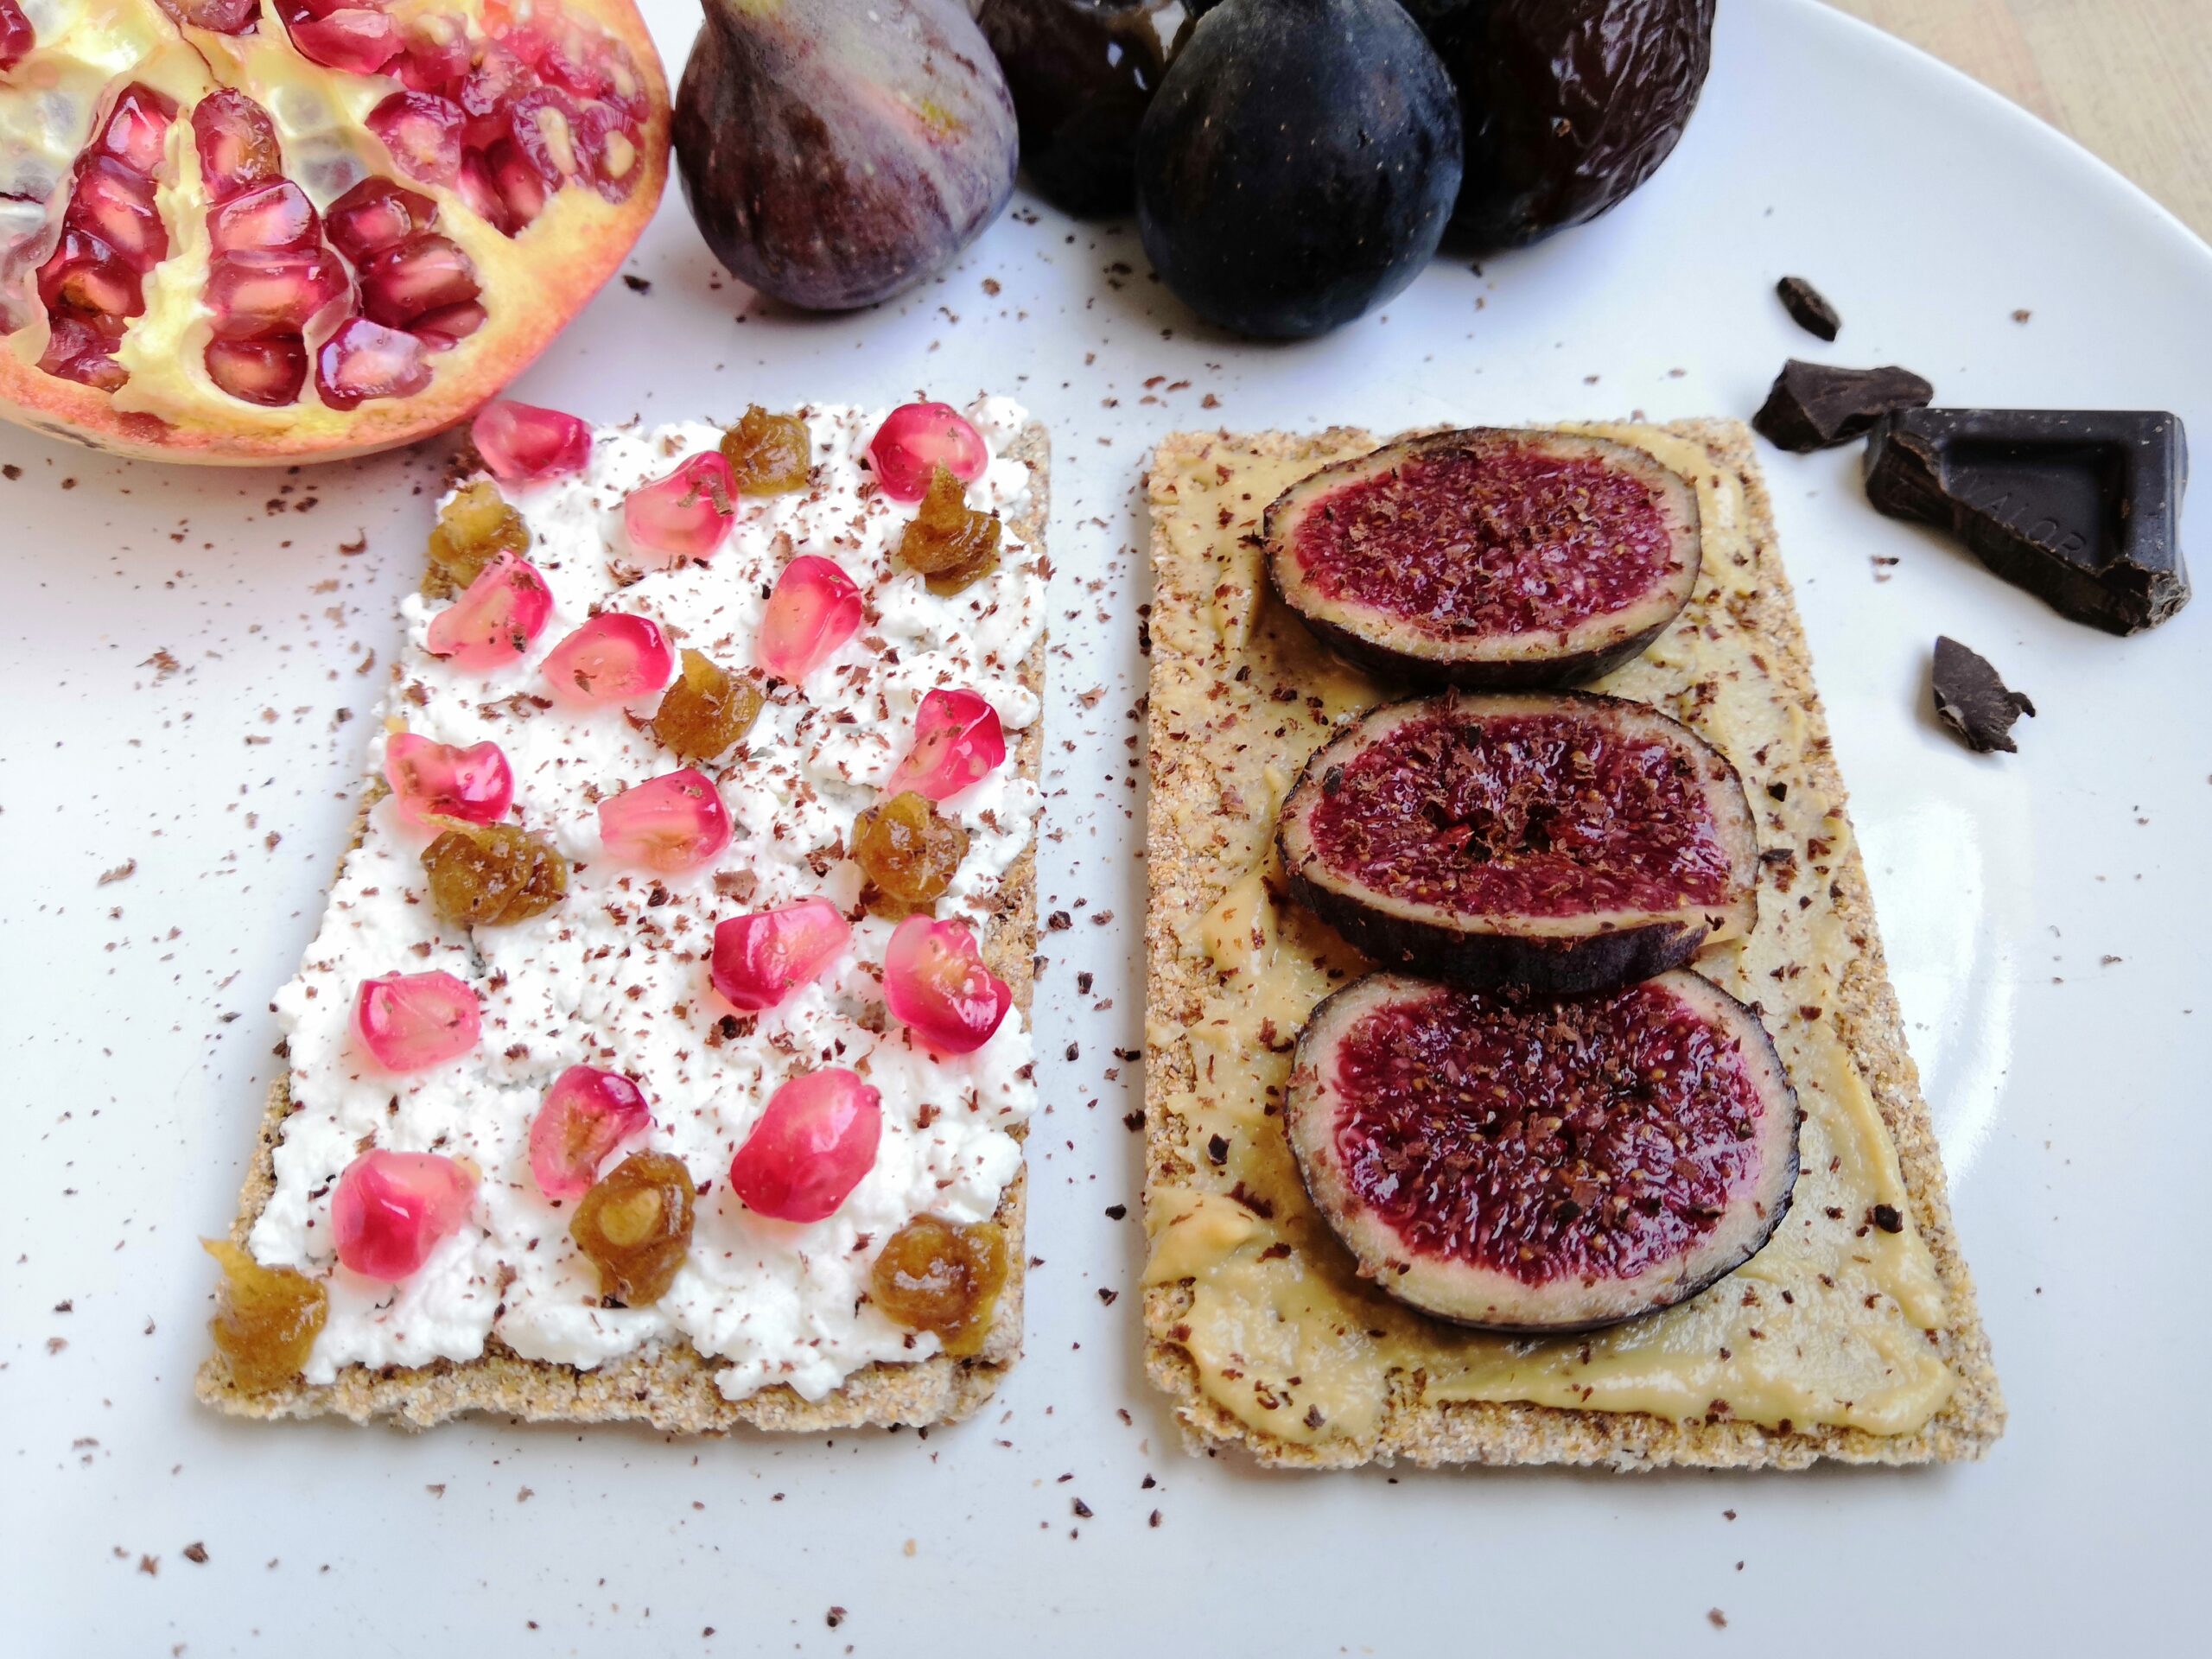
left=0, top=0, right=671, bottom=464
left=1286, top=969, right=1801, bottom=1333
left=1277, top=690, right=1760, bottom=994
left=1264, top=429, right=1703, bottom=688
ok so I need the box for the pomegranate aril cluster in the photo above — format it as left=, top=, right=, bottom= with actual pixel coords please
left=33, top=83, right=176, bottom=391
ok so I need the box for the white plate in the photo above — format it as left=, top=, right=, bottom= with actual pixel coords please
left=7, top=0, right=2209, bottom=1649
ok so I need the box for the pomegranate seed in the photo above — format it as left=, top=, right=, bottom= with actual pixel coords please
left=728, top=1069, right=883, bottom=1224
left=353, top=969, right=481, bottom=1071
left=205, top=335, right=307, bottom=406
left=191, top=89, right=283, bottom=201
left=383, top=732, right=514, bottom=827
left=323, top=176, right=437, bottom=263
left=331, top=1149, right=477, bottom=1280
left=710, top=899, right=852, bottom=1013
left=596, top=768, right=732, bottom=874
left=623, top=452, right=735, bottom=563
left=474, top=400, right=591, bottom=485
left=359, top=233, right=479, bottom=328
left=157, top=0, right=259, bottom=32
left=529, top=1065, right=653, bottom=1201
left=398, top=28, right=473, bottom=93
left=882, top=916, right=1013, bottom=1056
left=541, top=613, right=672, bottom=704
left=886, top=689, right=1006, bottom=801
left=424, top=550, right=552, bottom=671
left=487, top=137, right=550, bottom=226
left=206, top=247, right=348, bottom=340
left=95, top=84, right=177, bottom=176
left=316, top=317, right=432, bottom=410
left=37, top=230, right=140, bottom=321
left=207, top=181, right=320, bottom=255
left=867, top=402, right=989, bottom=505
left=39, top=319, right=125, bottom=389
left=288, top=9, right=402, bottom=75
left=454, top=153, right=512, bottom=232
left=0, top=1, right=31, bottom=73
left=758, top=556, right=863, bottom=683
left=505, top=88, right=583, bottom=185
left=67, top=157, right=166, bottom=269
left=365, top=91, right=463, bottom=188
left=411, top=301, right=486, bottom=350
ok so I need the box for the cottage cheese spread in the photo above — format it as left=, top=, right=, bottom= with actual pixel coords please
left=251, top=398, right=1043, bottom=1404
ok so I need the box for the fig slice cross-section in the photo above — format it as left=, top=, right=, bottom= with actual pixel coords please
left=1286, top=969, right=1802, bottom=1333
left=1263, top=428, right=1701, bottom=687
left=1277, top=690, right=1758, bottom=993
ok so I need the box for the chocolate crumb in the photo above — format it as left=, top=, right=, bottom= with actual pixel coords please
left=1932, top=636, right=2035, bottom=754
left=623, top=273, right=652, bottom=293
left=1775, top=275, right=1840, bottom=340
left=182, top=1542, right=208, bottom=1565
left=1708, top=1609, right=1728, bottom=1630
left=1872, top=1203, right=1904, bottom=1234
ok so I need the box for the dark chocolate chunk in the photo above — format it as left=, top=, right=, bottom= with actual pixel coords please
left=1776, top=276, right=1840, bottom=340
left=1865, top=407, right=2190, bottom=634
left=1753, top=359, right=1933, bottom=452
left=1931, top=636, right=2035, bottom=753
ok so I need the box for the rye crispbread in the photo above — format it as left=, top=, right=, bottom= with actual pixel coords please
left=1141, top=420, right=2004, bottom=1470
left=195, top=423, right=1050, bottom=1433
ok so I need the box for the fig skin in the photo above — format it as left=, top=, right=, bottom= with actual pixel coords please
left=1276, top=690, right=1760, bottom=994
left=1287, top=969, right=1802, bottom=1333
left=976, top=0, right=1176, bottom=219
left=1427, top=0, right=1715, bottom=252
left=674, top=0, right=1018, bottom=311
left=1134, top=0, right=1464, bottom=340
left=1264, top=427, right=1702, bottom=689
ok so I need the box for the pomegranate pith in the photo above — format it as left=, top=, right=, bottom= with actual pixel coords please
left=728, top=1069, right=884, bottom=1224
left=0, top=0, right=671, bottom=463
left=331, top=1149, right=478, bottom=1280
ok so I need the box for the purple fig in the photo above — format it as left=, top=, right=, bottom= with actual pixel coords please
left=673, top=0, right=1019, bottom=310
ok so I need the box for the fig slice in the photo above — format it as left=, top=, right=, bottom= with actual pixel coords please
left=1277, top=690, right=1758, bottom=993
left=1264, top=428, right=1701, bottom=688
left=1286, top=969, right=1801, bottom=1333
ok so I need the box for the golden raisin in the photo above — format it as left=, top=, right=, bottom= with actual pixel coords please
left=203, top=1237, right=327, bottom=1392
left=428, top=480, right=528, bottom=588
left=719, top=404, right=811, bottom=495
left=571, top=1151, right=696, bottom=1306
left=895, top=465, right=1001, bottom=594
left=652, top=648, right=764, bottom=761
left=869, top=1216, right=1007, bottom=1357
left=421, top=819, right=569, bottom=926
left=851, top=791, right=968, bottom=918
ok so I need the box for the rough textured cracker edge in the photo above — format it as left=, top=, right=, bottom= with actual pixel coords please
left=1140, top=420, right=2005, bottom=1471
left=194, top=423, right=1052, bottom=1433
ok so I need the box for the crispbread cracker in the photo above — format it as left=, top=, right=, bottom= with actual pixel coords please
left=196, top=423, right=1050, bottom=1433
left=1141, top=420, right=2003, bottom=1470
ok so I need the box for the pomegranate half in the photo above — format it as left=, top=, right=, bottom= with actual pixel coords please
left=0, top=0, right=668, bottom=462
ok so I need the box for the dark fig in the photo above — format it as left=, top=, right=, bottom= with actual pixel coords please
left=1265, top=427, right=1701, bottom=688
left=1135, top=0, right=1463, bottom=339
left=674, top=0, right=1018, bottom=310
left=1287, top=969, right=1801, bottom=1332
left=976, top=0, right=1178, bottom=219
left=1427, top=0, right=1714, bottom=252
left=1277, top=690, right=1759, bottom=993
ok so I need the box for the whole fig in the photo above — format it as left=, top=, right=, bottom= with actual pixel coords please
left=674, top=0, right=1020, bottom=310
left=1135, top=0, right=1463, bottom=340
left=1427, top=0, right=1715, bottom=251
left=976, top=0, right=1178, bottom=218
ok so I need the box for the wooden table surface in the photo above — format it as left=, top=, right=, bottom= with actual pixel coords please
left=1826, top=0, right=2212, bottom=241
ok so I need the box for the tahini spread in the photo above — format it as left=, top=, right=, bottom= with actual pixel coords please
left=1143, top=425, right=1955, bottom=1450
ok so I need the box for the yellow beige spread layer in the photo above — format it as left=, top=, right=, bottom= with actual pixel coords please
left=1141, top=420, right=2003, bottom=1470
